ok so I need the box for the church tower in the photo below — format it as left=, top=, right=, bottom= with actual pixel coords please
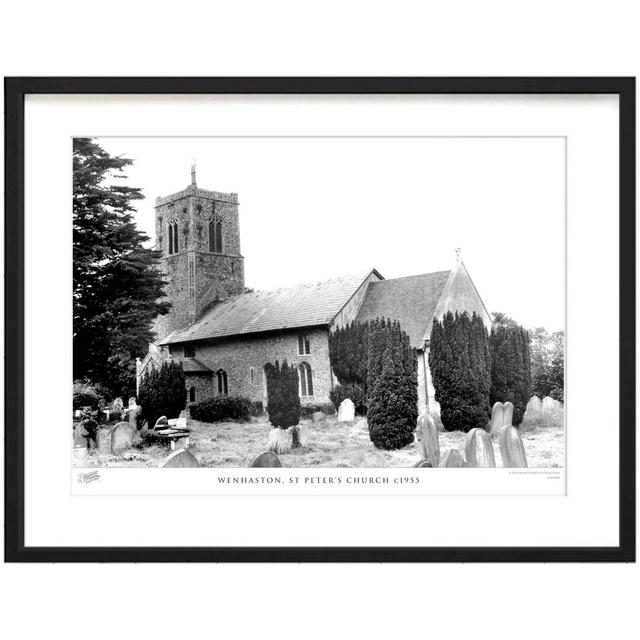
left=153, top=164, right=245, bottom=340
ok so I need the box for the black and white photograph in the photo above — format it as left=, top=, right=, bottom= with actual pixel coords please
left=72, top=135, right=565, bottom=473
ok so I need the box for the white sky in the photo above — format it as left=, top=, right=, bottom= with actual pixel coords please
left=97, top=136, right=565, bottom=331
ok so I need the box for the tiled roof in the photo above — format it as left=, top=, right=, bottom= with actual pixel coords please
left=160, top=272, right=372, bottom=345
left=354, top=271, right=451, bottom=348
left=180, top=358, right=212, bottom=373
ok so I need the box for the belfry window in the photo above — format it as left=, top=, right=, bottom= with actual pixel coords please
left=168, top=221, right=179, bottom=255
left=209, top=219, right=223, bottom=253
left=299, top=362, right=314, bottom=397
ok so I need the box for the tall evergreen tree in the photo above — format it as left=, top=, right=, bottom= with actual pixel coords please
left=138, top=361, right=186, bottom=427
left=367, top=319, right=417, bottom=450
left=73, top=138, right=170, bottom=398
left=264, top=360, right=301, bottom=428
left=489, top=321, right=532, bottom=426
left=428, top=311, right=491, bottom=432
left=329, top=321, right=369, bottom=390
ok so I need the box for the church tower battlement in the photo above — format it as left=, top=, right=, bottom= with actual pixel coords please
left=153, top=164, right=245, bottom=340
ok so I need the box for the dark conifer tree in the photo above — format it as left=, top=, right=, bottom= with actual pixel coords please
left=367, top=319, right=417, bottom=450
left=138, top=360, right=186, bottom=427
left=489, top=323, right=532, bottom=426
left=428, top=311, right=492, bottom=432
left=329, top=321, right=369, bottom=390
left=73, top=138, right=170, bottom=398
left=264, top=360, right=301, bottom=428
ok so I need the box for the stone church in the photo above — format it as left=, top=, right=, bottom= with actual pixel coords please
left=137, top=168, right=491, bottom=416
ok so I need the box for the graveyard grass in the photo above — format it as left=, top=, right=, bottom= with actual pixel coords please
left=74, top=405, right=564, bottom=468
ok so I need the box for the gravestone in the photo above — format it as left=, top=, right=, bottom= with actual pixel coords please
left=442, top=449, right=464, bottom=468
left=161, top=449, right=200, bottom=468
left=526, top=395, right=543, bottom=414
left=542, top=396, right=559, bottom=412
left=413, top=460, right=432, bottom=468
left=490, top=402, right=505, bottom=436
left=112, top=397, right=124, bottom=419
left=311, top=411, right=326, bottom=423
left=110, top=421, right=135, bottom=454
left=502, top=401, right=514, bottom=427
left=337, top=398, right=355, bottom=422
left=250, top=451, right=282, bottom=468
left=97, top=428, right=112, bottom=454
left=464, top=428, right=496, bottom=468
left=416, top=413, right=440, bottom=467
left=499, top=426, right=528, bottom=468
left=154, top=415, right=168, bottom=430
left=290, top=425, right=301, bottom=448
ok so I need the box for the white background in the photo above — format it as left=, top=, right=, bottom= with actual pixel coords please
left=1, top=2, right=638, bottom=640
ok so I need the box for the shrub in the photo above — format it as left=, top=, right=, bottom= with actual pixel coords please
left=429, top=311, right=491, bottom=432
left=190, top=396, right=251, bottom=423
left=366, top=319, right=417, bottom=450
left=249, top=400, right=264, bottom=417
left=489, top=321, right=532, bottom=426
left=138, top=361, right=186, bottom=427
left=329, top=384, right=366, bottom=415
left=134, top=430, right=169, bottom=449
left=264, top=359, right=301, bottom=428
left=300, top=402, right=336, bottom=419
left=72, top=379, right=106, bottom=410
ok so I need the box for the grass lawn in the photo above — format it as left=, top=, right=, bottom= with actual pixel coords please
left=74, top=406, right=564, bottom=469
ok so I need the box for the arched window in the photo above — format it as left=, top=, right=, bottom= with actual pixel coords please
left=216, top=369, right=228, bottom=396
left=189, top=386, right=196, bottom=403
left=299, top=362, right=313, bottom=397
left=168, top=221, right=179, bottom=255
left=250, top=367, right=255, bottom=383
left=209, top=219, right=223, bottom=253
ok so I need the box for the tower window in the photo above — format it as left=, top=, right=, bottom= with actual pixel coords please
left=209, top=219, right=223, bottom=253
left=299, top=362, right=314, bottom=397
left=298, top=334, right=311, bottom=355
left=183, top=343, right=195, bottom=358
left=216, top=369, right=228, bottom=396
left=168, top=221, right=179, bottom=255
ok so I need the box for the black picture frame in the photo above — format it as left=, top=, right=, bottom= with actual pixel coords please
left=4, top=77, right=635, bottom=563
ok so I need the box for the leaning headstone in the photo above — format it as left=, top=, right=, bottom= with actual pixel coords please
left=464, top=428, right=496, bottom=468
left=413, top=459, right=432, bottom=468
left=337, top=398, right=355, bottom=422
left=441, top=449, right=464, bottom=468
left=542, top=396, right=557, bottom=412
left=499, top=426, right=528, bottom=468
left=110, top=421, right=135, bottom=454
left=154, top=415, right=168, bottom=430
left=490, top=402, right=505, bottom=436
left=416, top=413, right=440, bottom=467
left=161, top=449, right=200, bottom=468
left=502, top=401, right=514, bottom=427
left=250, top=451, right=282, bottom=468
